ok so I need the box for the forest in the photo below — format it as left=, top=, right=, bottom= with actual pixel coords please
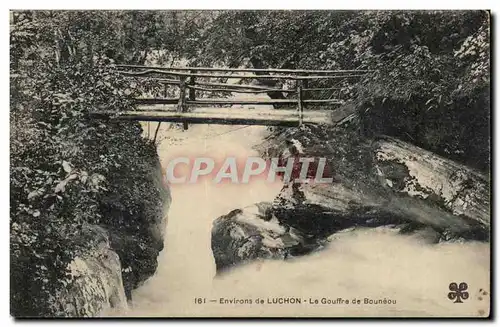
left=10, top=10, right=490, bottom=316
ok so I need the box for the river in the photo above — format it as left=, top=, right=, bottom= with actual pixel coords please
left=104, top=90, right=489, bottom=317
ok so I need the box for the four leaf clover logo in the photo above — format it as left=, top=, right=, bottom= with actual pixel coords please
left=448, top=282, right=469, bottom=303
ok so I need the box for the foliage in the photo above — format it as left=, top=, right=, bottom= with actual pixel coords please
left=10, top=11, right=166, bottom=316
left=354, top=11, right=490, bottom=171
left=187, top=10, right=490, bottom=171
left=10, top=9, right=491, bottom=316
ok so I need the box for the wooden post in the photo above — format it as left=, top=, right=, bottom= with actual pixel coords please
left=297, top=81, right=304, bottom=126
left=302, top=79, right=309, bottom=108
left=185, top=71, right=196, bottom=130
left=188, top=71, right=196, bottom=129
left=188, top=72, right=196, bottom=102
left=177, top=76, right=188, bottom=130
left=153, top=122, right=162, bottom=143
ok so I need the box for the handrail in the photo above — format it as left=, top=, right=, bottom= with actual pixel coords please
left=125, top=77, right=340, bottom=93
left=118, top=69, right=366, bottom=80
left=303, top=87, right=342, bottom=91
left=187, top=99, right=343, bottom=105
left=186, top=85, right=296, bottom=94
left=124, top=76, right=181, bottom=85
left=114, top=64, right=372, bottom=75
left=115, top=65, right=360, bottom=129
left=193, top=81, right=292, bottom=91
left=133, top=98, right=343, bottom=105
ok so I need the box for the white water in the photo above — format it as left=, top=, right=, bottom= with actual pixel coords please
left=102, top=121, right=490, bottom=318
left=112, top=122, right=283, bottom=316
left=104, top=87, right=490, bottom=317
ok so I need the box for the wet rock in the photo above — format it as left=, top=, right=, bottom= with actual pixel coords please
left=211, top=202, right=324, bottom=273
left=108, top=231, right=163, bottom=300
left=213, top=124, right=489, bottom=272
left=107, top=159, right=171, bottom=300
left=262, top=128, right=489, bottom=240
left=398, top=224, right=442, bottom=244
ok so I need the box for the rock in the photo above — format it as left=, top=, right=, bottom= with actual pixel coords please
left=272, top=183, right=409, bottom=239
left=213, top=124, right=489, bottom=272
left=398, top=224, right=442, bottom=244
left=263, top=128, right=489, bottom=240
left=108, top=231, right=163, bottom=300
left=146, top=160, right=172, bottom=249
left=211, top=202, right=323, bottom=273
left=374, top=136, right=490, bottom=228
left=49, top=225, right=127, bottom=317
left=46, top=156, right=171, bottom=316
left=49, top=156, right=171, bottom=316
left=100, top=157, right=171, bottom=301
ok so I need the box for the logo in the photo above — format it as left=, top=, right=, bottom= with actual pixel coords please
left=448, top=282, right=469, bottom=303
left=163, top=156, right=334, bottom=184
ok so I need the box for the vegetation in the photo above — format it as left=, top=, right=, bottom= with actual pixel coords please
left=185, top=10, right=490, bottom=171
left=10, top=11, right=168, bottom=316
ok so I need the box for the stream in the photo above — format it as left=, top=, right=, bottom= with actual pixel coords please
left=105, top=92, right=489, bottom=317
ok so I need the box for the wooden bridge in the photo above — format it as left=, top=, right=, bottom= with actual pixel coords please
left=92, top=65, right=371, bottom=128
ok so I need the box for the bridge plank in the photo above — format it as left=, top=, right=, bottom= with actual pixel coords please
left=92, top=103, right=358, bottom=127
left=91, top=108, right=332, bottom=126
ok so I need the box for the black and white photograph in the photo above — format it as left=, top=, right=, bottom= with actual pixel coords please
left=9, top=8, right=491, bottom=318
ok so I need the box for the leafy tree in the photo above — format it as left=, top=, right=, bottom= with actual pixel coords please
left=187, top=10, right=490, bottom=171
left=11, top=11, right=167, bottom=316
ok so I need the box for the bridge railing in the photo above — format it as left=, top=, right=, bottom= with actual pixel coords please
left=114, top=65, right=371, bottom=128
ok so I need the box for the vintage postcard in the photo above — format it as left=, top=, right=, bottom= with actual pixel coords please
left=10, top=10, right=491, bottom=318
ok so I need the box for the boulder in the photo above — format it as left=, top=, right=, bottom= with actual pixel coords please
left=212, top=123, right=490, bottom=272
left=374, top=136, right=490, bottom=229
left=106, top=159, right=171, bottom=300
left=211, top=202, right=324, bottom=273
left=49, top=225, right=127, bottom=317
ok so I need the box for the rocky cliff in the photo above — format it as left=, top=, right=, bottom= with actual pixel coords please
left=11, top=143, right=171, bottom=318
left=48, top=225, right=128, bottom=316
left=46, top=157, right=171, bottom=317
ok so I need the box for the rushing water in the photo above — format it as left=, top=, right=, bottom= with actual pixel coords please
left=103, top=85, right=490, bottom=317
left=102, top=121, right=490, bottom=318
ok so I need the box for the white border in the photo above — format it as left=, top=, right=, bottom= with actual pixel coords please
left=2, top=2, right=498, bottom=326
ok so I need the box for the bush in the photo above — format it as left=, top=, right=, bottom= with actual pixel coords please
left=10, top=12, right=167, bottom=316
